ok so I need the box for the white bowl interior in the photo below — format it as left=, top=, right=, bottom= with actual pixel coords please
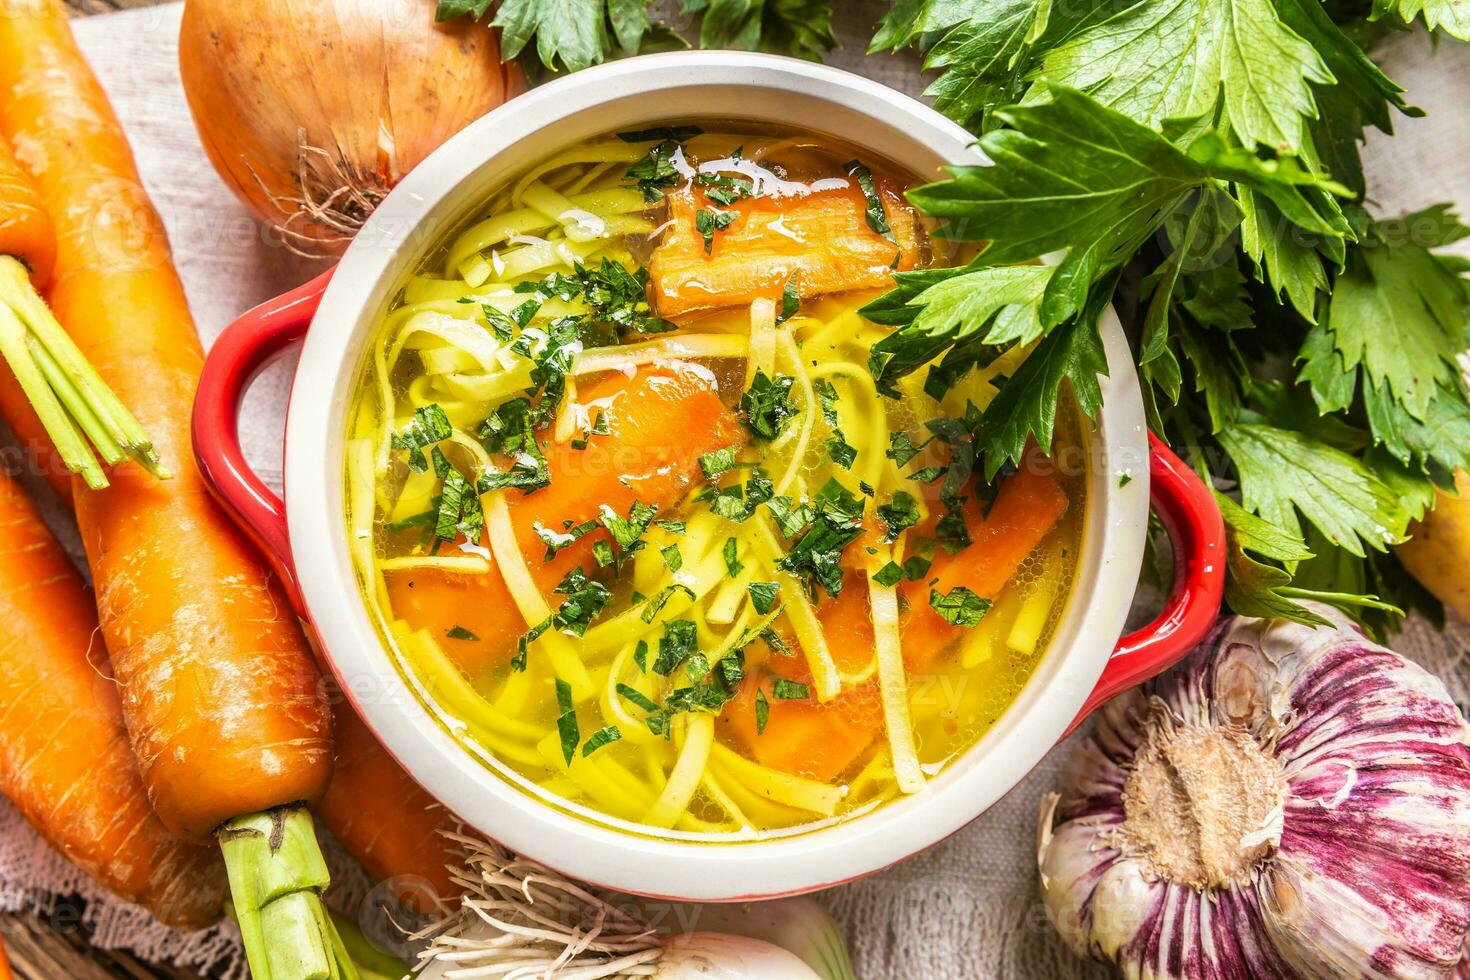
left=286, top=52, right=1150, bottom=900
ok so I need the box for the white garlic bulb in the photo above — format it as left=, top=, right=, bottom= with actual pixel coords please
left=1038, top=608, right=1470, bottom=978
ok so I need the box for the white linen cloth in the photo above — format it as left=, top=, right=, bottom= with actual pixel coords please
left=0, top=4, right=1465, bottom=977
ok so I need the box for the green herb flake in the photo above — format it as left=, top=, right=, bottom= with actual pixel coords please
left=695, top=207, right=738, bottom=254
left=777, top=273, right=801, bottom=324
left=655, top=520, right=687, bottom=535
left=747, top=581, right=781, bottom=614
left=872, top=562, right=905, bottom=588
left=446, top=625, right=479, bottom=641
left=739, top=371, right=800, bottom=441
left=653, top=619, right=699, bottom=676
left=877, top=490, right=920, bottom=543
left=616, top=683, right=660, bottom=713
left=555, top=678, right=578, bottom=765
left=661, top=543, right=683, bottom=572
left=581, top=726, right=622, bottom=757
left=843, top=159, right=896, bottom=243
left=722, top=537, right=744, bottom=578
left=755, top=689, right=770, bottom=734
left=1119, top=472, right=1134, bottom=488
left=699, top=446, right=738, bottom=480
left=771, top=678, right=810, bottom=701
left=391, top=403, right=453, bottom=473
left=929, top=585, right=993, bottom=628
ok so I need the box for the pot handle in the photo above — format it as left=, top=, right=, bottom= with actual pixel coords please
left=192, top=267, right=336, bottom=614
left=1067, top=433, right=1226, bottom=733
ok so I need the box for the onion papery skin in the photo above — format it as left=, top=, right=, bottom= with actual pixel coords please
left=1038, top=607, right=1470, bottom=979
left=178, top=0, right=523, bottom=255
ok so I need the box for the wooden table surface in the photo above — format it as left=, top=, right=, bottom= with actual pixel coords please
left=2, top=7, right=196, bottom=977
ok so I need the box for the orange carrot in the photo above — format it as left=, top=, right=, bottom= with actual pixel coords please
left=721, top=460, right=1068, bottom=779
left=0, top=470, right=227, bottom=929
left=0, top=133, right=66, bottom=500
left=650, top=177, right=920, bottom=318
left=313, top=706, right=460, bottom=912
left=0, top=133, right=53, bottom=288
left=386, top=364, right=746, bottom=672
left=0, top=0, right=332, bottom=843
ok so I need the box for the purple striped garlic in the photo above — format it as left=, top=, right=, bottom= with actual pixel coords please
left=1037, top=608, right=1470, bottom=979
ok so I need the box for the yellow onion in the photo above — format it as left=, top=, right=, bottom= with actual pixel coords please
left=178, top=0, right=523, bottom=255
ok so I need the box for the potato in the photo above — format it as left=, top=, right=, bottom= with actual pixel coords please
left=1396, top=470, right=1470, bottom=622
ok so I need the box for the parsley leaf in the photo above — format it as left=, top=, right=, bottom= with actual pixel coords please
left=777, top=478, right=865, bottom=598
left=682, top=0, right=837, bottom=61
left=843, top=160, right=896, bottom=242
left=581, top=725, right=622, bottom=757
left=1218, top=422, right=1411, bottom=557
left=696, top=207, right=738, bottom=253
left=555, top=678, right=578, bottom=765
left=771, top=677, right=809, bottom=700
left=748, top=581, right=781, bottom=614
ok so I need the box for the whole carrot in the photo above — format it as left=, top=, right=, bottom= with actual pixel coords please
left=0, top=469, right=228, bottom=929
left=0, top=4, right=344, bottom=972
left=314, top=707, right=460, bottom=912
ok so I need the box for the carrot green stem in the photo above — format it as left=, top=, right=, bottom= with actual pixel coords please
left=218, top=805, right=361, bottom=980
left=0, top=300, right=107, bottom=488
left=0, top=255, right=167, bottom=482
left=328, top=910, right=411, bottom=980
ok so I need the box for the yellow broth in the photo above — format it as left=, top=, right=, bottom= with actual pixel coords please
left=343, top=123, right=1085, bottom=839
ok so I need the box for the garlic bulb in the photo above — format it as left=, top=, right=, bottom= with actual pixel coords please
left=1038, top=608, right=1470, bottom=979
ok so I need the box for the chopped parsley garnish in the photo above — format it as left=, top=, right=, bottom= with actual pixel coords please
left=655, top=519, right=687, bottom=535
left=747, top=581, right=780, bottom=614
left=935, top=511, right=973, bottom=554
left=907, top=465, right=945, bottom=484
left=903, top=554, right=933, bottom=581
left=479, top=397, right=551, bottom=494
left=625, top=137, right=687, bottom=203
left=843, top=159, right=895, bottom=243
left=699, top=446, right=738, bottom=480
left=533, top=518, right=596, bottom=560
left=481, top=303, right=516, bottom=341
left=430, top=457, right=485, bottom=545
left=722, top=537, right=744, bottom=578
left=877, top=490, right=920, bottom=543
left=597, top=500, right=658, bottom=564
left=765, top=495, right=813, bottom=537
left=640, top=583, right=695, bottom=624
left=581, top=725, right=622, bottom=757
left=771, top=678, right=809, bottom=701
left=1119, top=472, right=1133, bottom=488
left=661, top=543, right=683, bottom=572
left=777, top=478, right=865, bottom=599
left=697, top=171, right=754, bottom=206
left=887, top=431, right=932, bottom=468
left=446, top=625, right=479, bottom=641
left=699, top=467, right=773, bottom=523
left=555, top=678, right=578, bottom=765
left=547, top=567, right=612, bottom=638
left=826, top=434, right=857, bottom=469
left=929, top=586, right=992, bottom=628
left=754, top=689, right=770, bottom=734
left=569, top=408, right=609, bottom=451
left=653, top=619, right=699, bottom=676
left=592, top=540, right=615, bottom=567
left=739, top=371, right=799, bottom=441
left=813, top=378, right=857, bottom=469
left=777, top=273, right=800, bottom=324
left=872, top=562, right=905, bottom=588
left=617, top=125, right=703, bottom=143
left=634, top=640, right=649, bottom=672
left=616, top=683, right=660, bottom=713
left=695, top=207, right=738, bottom=253
left=391, top=403, right=452, bottom=473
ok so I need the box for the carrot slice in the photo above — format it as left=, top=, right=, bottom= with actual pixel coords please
left=900, top=459, right=1070, bottom=669
left=649, top=177, right=920, bottom=318
left=386, top=363, right=745, bottom=669
left=721, top=459, right=1069, bottom=779
left=0, top=471, right=227, bottom=929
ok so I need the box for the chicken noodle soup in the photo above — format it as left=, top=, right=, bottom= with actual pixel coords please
left=344, top=123, right=1085, bottom=838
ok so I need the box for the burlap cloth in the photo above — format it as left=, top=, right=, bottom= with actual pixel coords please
left=0, top=4, right=1465, bottom=977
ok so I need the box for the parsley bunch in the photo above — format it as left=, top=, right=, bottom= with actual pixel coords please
left=865, top=0, right=1470, bottom=636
